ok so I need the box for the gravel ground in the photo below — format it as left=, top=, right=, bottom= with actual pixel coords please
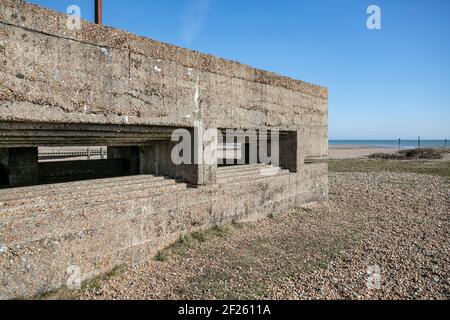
left=81, top=172, right=449, bottom=300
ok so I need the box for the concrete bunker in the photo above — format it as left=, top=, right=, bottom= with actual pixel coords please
left=0, top=0, right=328, bottom=299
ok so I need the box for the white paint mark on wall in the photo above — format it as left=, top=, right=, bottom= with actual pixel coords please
left=124, top=116, right=129, bottom=124
left=154, top=65, right=161, bottom=73
left=180, top=75, right=199, bottom=119
left=83, top=104, right=88, bottom=114
left=187, top=68, right=192, bottom=76
left=194, top=74, right=200, bottom=113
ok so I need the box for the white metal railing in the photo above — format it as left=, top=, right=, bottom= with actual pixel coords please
left=39, top=148, right=107, bottom=160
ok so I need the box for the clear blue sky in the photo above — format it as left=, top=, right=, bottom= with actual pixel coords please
left=27, top=0, right=450, bottom=140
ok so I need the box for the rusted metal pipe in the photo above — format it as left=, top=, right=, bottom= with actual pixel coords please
left=95, top=0, right=102, bottom=25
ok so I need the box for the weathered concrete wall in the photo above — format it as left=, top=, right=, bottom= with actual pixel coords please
left=0, top=0, right=328, bottom=158
left=0, top=164, right=327, bottom=299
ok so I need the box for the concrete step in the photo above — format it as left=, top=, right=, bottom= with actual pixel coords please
left=217, top=164, right=267, bottom=173
left=217, top=171, right=266, bottom=183
left=0, top=175, right=166, bottom=203
left=219, top=172, right=289, bottom=188
left=217, top=164, right=279, bottom=173
left=217, top=168, right=290, bottom=184
left=74, top=186, right=194, bottom=216
left=217, top=171, right=269, bottom=181
left=0, top=181, right=187, bottom=216
left=0, top=178, right=178, bottom=209
left=216, top=166, right=279, bottom=178
left=218, top=172, right=290, bottom=185
left=0, top=174, right=160, bottom=199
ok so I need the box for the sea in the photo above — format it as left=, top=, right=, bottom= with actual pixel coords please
left=329, top=140, right=449, bottom=149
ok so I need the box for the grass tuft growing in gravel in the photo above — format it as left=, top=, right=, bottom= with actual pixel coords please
left=154, top=224, right=237, bottom=262
left=155, top=250, right=169, bottom=262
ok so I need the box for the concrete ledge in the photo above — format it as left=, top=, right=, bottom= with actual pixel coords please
left=0, top=0, right=327, bottom=97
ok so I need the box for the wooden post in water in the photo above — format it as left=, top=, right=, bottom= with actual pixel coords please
left=398, top=138, right=401, bottom=150
left=418, top=136, right=421, bottom=149
left=445, top=139, right=447, bottom=149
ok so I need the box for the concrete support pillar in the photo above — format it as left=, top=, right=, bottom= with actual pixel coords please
left=197, top=125, right=217, bottom=186
left=138, top=126, right=218, bottom=186
left=139, top=144, right=159, bottom=175
left=0, top=147, right=39, bottom=187
left=139, top=140, right=200, bottom=185
left=107, top=146, right=139, bottom=175
left=296, top=129, right=306, bottom=168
